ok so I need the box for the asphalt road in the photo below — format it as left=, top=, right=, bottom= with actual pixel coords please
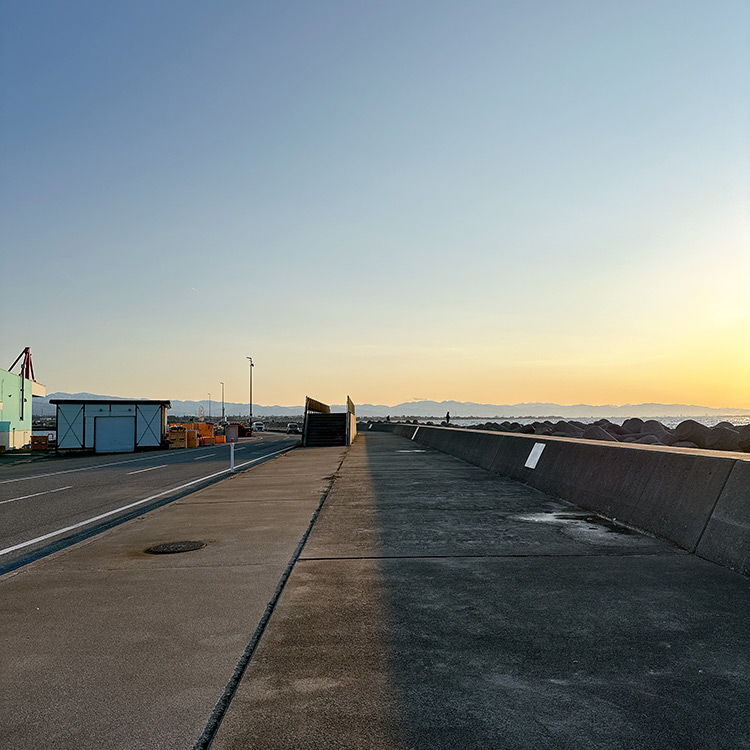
left=0, top=433, right=299, bottom=574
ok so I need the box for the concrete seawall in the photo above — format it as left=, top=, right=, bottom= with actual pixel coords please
left=369, top=423, right=749, bottom=575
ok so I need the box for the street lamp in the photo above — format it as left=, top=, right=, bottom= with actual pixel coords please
left=247, top=357, right=254, bottom=426
left=208, top=393, right=211, bottom=419
left=220, top=381, right=225, bottom=423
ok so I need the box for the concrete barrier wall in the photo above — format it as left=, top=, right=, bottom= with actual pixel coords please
left=371, top=423, right=748, bottom=575
left=696, top=460, right=750, bottom=576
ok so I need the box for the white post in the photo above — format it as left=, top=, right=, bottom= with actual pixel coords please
left=230, top=440, right=235, bottom=472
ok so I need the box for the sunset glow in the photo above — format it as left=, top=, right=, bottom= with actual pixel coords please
left=3, top=2, right=748, bottom=411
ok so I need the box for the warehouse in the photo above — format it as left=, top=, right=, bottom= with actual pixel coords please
left=51, top=398, right=171, bottom=454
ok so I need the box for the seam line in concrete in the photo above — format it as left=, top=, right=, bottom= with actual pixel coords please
left=692, top=457, right=738, bottom=554
left=297, top=552, right=675, bottom=561
left=194, top=452, right=348, bottom=750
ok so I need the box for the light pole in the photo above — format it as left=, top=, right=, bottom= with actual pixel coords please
left=208, top=393, right=211, bottom=419
left=220, top=381, right=225, bottom=423
left=247, top=357, right=254, bottom=426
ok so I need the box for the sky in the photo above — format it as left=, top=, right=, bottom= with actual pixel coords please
left=2, top=1, right=748, bottom=409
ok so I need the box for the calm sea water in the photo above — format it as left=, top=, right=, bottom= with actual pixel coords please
left=422, top=416, right=750, bottom=429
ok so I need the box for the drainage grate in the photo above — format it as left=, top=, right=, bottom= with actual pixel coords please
left=145, top=541, right=205, bottom=554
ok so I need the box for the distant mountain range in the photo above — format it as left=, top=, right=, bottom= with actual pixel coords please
left=32, top=393, right=306, bottom=418
left=33, top=393, right=750, bottom=419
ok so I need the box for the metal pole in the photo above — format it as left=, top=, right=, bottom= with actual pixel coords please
left=230, top=441, right=235, bottom=472
left=208, top=393, right=211, bottom=419
left=247, top=357, right=253, bottom=425
left=220, top=382, right=225, bottom=422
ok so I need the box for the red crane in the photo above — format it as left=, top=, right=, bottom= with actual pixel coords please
left=8, top=347, right=37, bottom=381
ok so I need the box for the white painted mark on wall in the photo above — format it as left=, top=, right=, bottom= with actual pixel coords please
left=525, top=443, right=546, bottom=469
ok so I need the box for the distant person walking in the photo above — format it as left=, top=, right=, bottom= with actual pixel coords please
left=445, top=411, right=450, bottom=424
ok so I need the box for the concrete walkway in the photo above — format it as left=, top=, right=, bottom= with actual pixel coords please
left=1, top=445, right=346, bottom=749
left=211, top=431, right=750, bottom=750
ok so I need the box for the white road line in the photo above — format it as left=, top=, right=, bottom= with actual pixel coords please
left=0, top=454, right=176, bottom=484
left=126, top=464, right=168, bottom=475
left=1, top=486, right=73, bottom=505
left=0, top=446, right=293, bottom=558
left=193, top=454, right=216, bottom=460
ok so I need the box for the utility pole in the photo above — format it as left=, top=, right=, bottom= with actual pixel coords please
left=247, top=357, right=254, bottom=425
left=220, top=381, right=225, bottom=422
left=208, top=393, right=211, bottom=419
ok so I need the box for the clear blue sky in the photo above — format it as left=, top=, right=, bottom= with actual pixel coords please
left=2, top=1, right=748, bottom=408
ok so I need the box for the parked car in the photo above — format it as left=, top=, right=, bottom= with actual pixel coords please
left=287, top=423, right=300, bottom=434
left=252, top=422, right=265, bottom=431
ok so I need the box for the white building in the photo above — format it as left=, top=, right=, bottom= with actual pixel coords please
left=51, top=399, right=171, bottom=454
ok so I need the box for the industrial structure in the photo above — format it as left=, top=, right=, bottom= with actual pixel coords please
left=51, top=398, right=171, bottom=454
left=302, top=396, right=356, bottom=447
left=0, top=348, right=46, bottom=450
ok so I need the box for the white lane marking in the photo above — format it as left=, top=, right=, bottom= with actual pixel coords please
left=0, top=454, right=181, bottom=485
left=234, top=446, right=246, bottom=451
left=193, top=454, right=216, bottom=460
left=0, top=446, right=293, bottom=557
left=126, top=464, right=168, bottom=475
left=0, top=486, right=73, bottom=505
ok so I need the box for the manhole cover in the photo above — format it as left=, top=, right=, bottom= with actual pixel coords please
left=145, top=541, right=205, bottom=555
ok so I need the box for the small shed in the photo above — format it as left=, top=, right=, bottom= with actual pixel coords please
left=51, top=399, right=171, bottom=454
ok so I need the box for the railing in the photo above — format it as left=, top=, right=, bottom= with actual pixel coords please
left=304, top=397, right=330, bottom=415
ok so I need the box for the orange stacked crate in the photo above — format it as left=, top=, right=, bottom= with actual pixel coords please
left=196, top=422, right=215, bottom=445
left=167, top=427, right=187, bottom=449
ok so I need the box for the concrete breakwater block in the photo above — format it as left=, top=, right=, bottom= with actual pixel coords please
left=674, top=419, right=712, bottom=448
left=422, top=417, right=750, bottom=454
left=705, top=426, right=741, bottom=452
left=581, top=424, right=620, bottom=442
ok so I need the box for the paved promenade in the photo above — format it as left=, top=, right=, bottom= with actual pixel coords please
left=1, top=445, right=346, bottom=749
left=213, top=431, right=750, bottom=750
left=2, top=432, right=748, bottom=749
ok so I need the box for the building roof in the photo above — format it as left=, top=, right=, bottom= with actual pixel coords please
left=49, top=399, right=171, bottom=407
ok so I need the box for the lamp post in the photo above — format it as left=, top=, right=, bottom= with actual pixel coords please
left=247, top=357, right=254, bottom=426
left=220, top=381, right=225, bottom=423
left=208, top=393, right=211, bottom=420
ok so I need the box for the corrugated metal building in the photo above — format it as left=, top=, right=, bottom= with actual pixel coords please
left=51, top=399, right=171, bottom=454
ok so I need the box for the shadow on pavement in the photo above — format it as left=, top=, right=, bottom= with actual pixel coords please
left=211, top=432, right=750, bottom=750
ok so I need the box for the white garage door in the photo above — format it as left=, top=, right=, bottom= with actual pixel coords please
left=95, top=416, right=136, bottom=453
